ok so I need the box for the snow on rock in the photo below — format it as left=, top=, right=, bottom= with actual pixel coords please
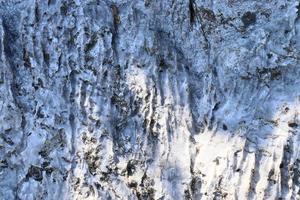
left=0, top=0, right=300, bottom=199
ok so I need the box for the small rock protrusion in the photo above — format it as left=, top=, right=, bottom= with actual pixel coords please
left=0, top=160, right=8, bottom=168
left=126, top=160, right=136, bottom=176
left=241, top=11, right=256, bottom=27
left=128, top=181, right=138, bottom=188
left=27, top=165, right=43, bottom=182
left=284, top=107, right=289, bottom=113
left=288, top=121, right=298, bottom=128
left=222, top=124, right=228, bottom=131
left=0, top=72, right=3, bottom=84
left=279, top=162, right=284, bottom=168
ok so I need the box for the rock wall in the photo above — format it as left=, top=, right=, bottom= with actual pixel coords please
left=0, top=0, right=300, bottom=199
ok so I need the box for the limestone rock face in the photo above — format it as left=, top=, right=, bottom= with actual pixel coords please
left=0, top=0, right=300, bottom=199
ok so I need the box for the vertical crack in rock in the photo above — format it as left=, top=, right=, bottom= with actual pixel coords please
left=189, top=0, right=196, bottom=25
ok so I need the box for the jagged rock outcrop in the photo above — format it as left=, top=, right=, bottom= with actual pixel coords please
left=0, top=0, right=300, bottom=199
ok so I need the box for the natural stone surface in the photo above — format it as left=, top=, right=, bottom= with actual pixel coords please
left=0, top=0, right=300, bottom=199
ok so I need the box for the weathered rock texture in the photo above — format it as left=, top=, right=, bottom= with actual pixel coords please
left=0, top=0, right=300, bottom=199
